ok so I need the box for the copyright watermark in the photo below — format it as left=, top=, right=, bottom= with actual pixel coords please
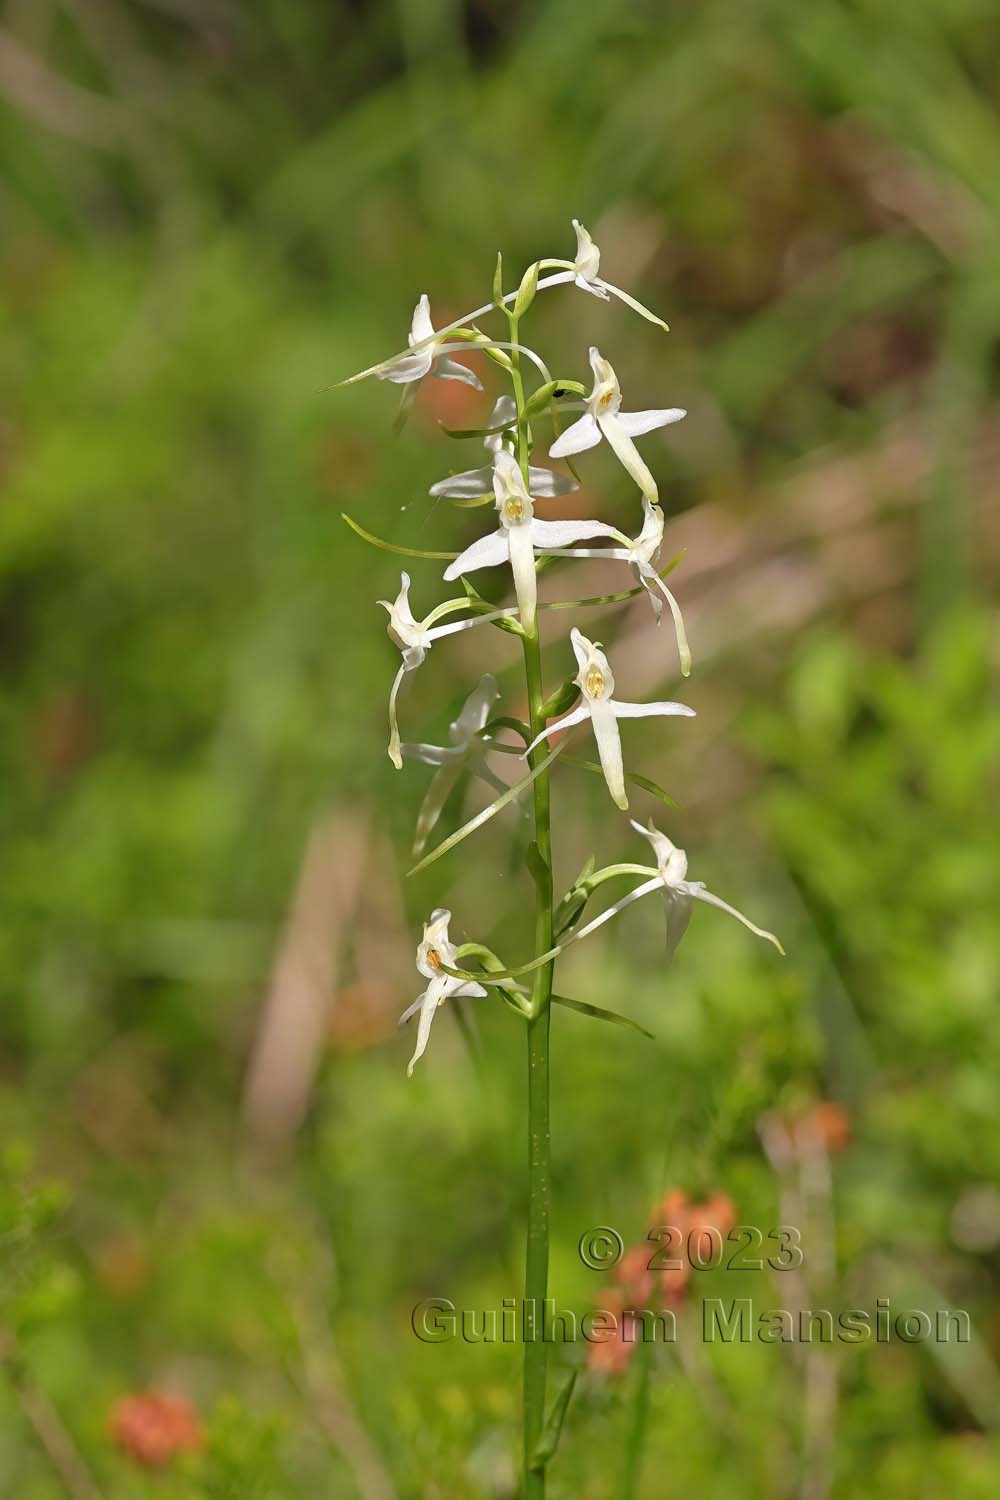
left=578, top=1223, right=805, bottom=1271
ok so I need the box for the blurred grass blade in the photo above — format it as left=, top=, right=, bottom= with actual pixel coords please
left=551, top=994, right=654, bottom=1041
left=562, top=756, right=679, bottom=809
left=407, top=743, right=564, bottom=877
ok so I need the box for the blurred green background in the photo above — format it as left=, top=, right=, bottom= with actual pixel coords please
left=2, top=1, right=1000, bottom=1495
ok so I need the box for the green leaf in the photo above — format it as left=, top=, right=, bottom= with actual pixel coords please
left=406, top=743, right=564, bottom=877
left=531, top=1367, right=579, bottom=1470
left=513, top=261, right=540, bottom=319
left=493, top=251, right=504, bottom=306
left=551, top=994, right=655, bottom=1041
left=562, top=755, right=680, bottom=809
left=342, top=513, right=457, bottom=561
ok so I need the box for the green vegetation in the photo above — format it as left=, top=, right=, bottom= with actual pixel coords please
left=1, top=1, right=998, bottom=1494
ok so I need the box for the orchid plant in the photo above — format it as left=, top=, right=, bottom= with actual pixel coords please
left=341, top=220, right=782, bottom=1497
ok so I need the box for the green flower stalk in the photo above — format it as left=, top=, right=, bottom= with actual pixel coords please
left=342, top=219, right=782, bottom=1496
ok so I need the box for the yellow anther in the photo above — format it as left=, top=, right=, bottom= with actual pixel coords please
left=585, top=667, right=605, bottom=698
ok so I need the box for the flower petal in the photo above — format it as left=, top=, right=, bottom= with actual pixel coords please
left=527, top=465, right=579, bottom=497
left=686, top=885, right=785, bottom=954
left=398, top=989, right=429, bottom=1027
left=429, top=465, right=494, bottom=499
left=549, top=413, right=602, bottom=459
left=599, top=280, right=671, bottom=332
left=406, top=983, right=445, bottom=1075
left=597, top=412, right=658, bottom=501
left=643, top=571, right=692, bottom=676
left=401, top=742, right=460, bottom=768
left=378, top=348, right=434, bottom=385
left=608, top=698, right=696, bottom=720
left=523, top=703, right=592, bottom=757
left=443, top=530, right=510, bottom=580
left=529, top=518, right=621, bottom=547
left=433, top=355, right=483, bottom=390
left=387, top=661, right=410, bottom=769
left=451, top=981, right=489, bottom=999
left=452, top=673, right=499, bottom=740
left=507, top=522, right=538, bottom=631
left=615, top=407, right=687, bottom=438
left=590, top=699, right=628, bottom=809
left=663, top=889, right=694, bottom=960
left=412, top=762, right=465, bottom=857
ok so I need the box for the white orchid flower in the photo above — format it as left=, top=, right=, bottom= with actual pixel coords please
left=380, top=572, right=515, bottom=769
left=548, top=347, right=685, bottom=504
left=398, top=908, right=488, bottom=1075
left=628, top=820, right=784, bottom=958
left=524, top=628, right=695, bottom=809
left=375, top=295, right=483, bottom=389
left=401, top=674, right=508, bottom=855
left=429, top=396, right=578, bottom=501
left=536, top=219, right=670, bottom=331
left=536, top=496, right=691, bottom=676
left=543, top=820, right=783, bottom=964
left=443, top=451, right=619, bottom=632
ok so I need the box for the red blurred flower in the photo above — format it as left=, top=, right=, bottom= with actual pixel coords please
left=110, top=1390, right=202, bottom=1468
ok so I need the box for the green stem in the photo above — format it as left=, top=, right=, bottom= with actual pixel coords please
left=620, top=1335, right=653, bottom=1500
left=511, top=311, right=555, bottom=1498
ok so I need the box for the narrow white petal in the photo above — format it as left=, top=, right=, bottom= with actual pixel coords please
left=599, top=280, right=671, bottom=332
left=433, top=355, right=483, bottom=390
left=527, top=465, right=579, bottom=497
left=574, top=275, right=610, bottom=299
left=589, top=699, right=628, bottom=809
left=400, top=742, right=460, bottom=768
left=569, top=626, right=592, bottom=677
left=567, top=876, right=664, bottom=946
left=429, top=465, right=494, bottom=499
left=608, top=698, right=696, bottom=720
left=407, top=984, right=445, bottom=1075
left=597, top=412, right=658, bottom=501
left=387, top=661, right=410, bottom=769
left=410, top=295, right=434, bottom=343
left=549, top=413, right=602, bottom=459
left=523, top=703, right=592, bottom=757
left=645, top=572, right=692, bottom=676
left=453, top=673, right=499, bottom=740
left=443, top=530, right=510, bottom=580
left=687, top=885, right=785, bottom=953
left=529, top=518, right=621, bottom=548
left=398, top=989, right=429, bottom=1027
left=507, top=522, right=538, bottom=631
left=615, top=407, right=687, bottom=438
left=663, top=890, right=694, bottom=960
left=451, top=981, right=489, bottom=999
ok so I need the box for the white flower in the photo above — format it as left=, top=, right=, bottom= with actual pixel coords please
left=547, top=820, right=783, bottom=963
left=524, top=628, right=695, bottom=809
left=379, top=572, right=515, bottom=769
left=548, top=347, right=685, bottom=504
left=401, top=674, right=508, bottom=855
left=442, top=451, right=619, bottom=632
left=629, top=820, right=784, bottom=957
left=537, top=219, right=670, bottom=331
left=429, top=396, right=578, bottom=501
left=376, top=295, right=483, bottom=389
left=398, top=909, right=488, bottom=1075
left=535, top=496, right=691, bottom=676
